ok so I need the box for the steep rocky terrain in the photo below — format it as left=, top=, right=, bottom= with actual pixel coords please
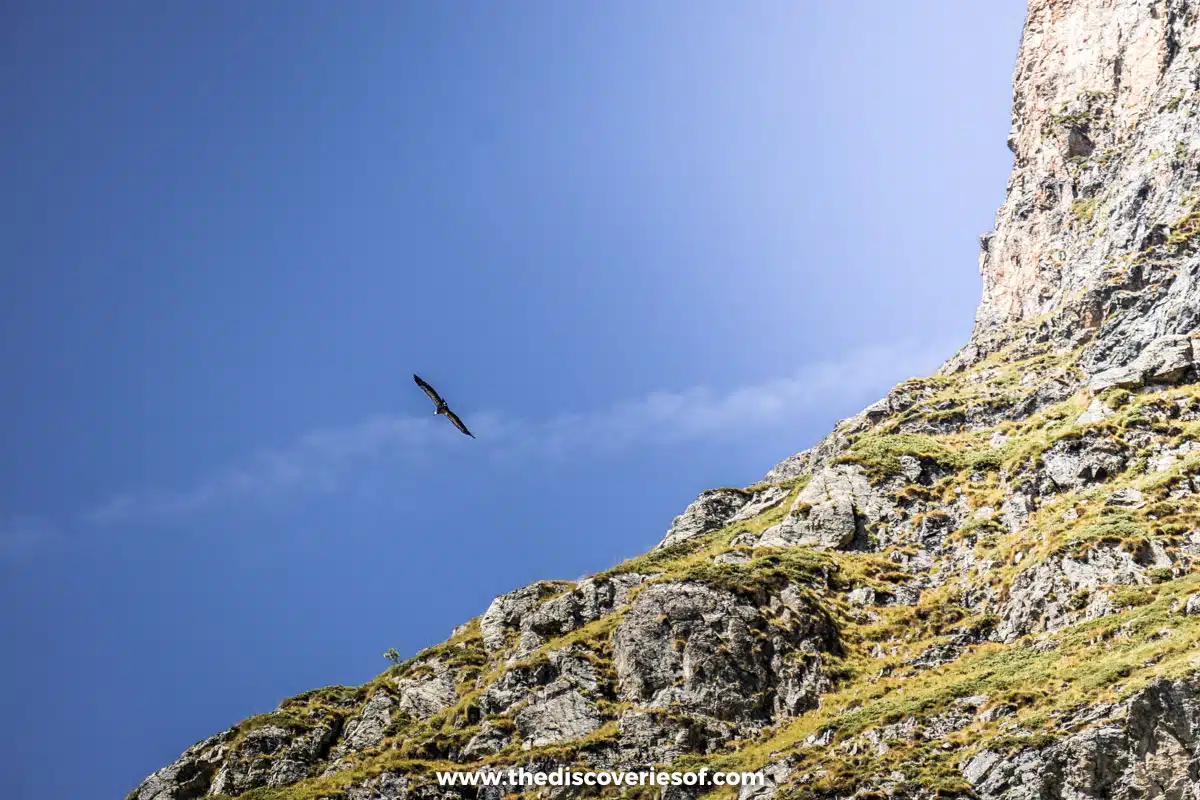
left=131, top=1, right=1200, bottom=798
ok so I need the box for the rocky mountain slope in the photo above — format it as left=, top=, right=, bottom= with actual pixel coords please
left=132, top=1, right=1200, bottom=798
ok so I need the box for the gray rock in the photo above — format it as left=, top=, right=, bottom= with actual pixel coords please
left=848, top=587, right=877, bottom=607
left=209, top=725, right=307, bottom=796
left=480, top=582, right=561, bottom=651
left=888, top=584, right=922, bottom=606
left=1088, top=364, right=1144, bottom=393
left=729, top=485, right=790, bottom=522
left=961, top=749, right=1002, bottom=788
left=478, top=661, right=554, bottom=716
left=266, top=723, right=340, bottom=788
left=758, top=466, right=888, bottom=550
left=1077, top=397, right=1114, bottom=424
left=394, top=662, right=457, bottom=720
left=1139, top=334, right=1195, bottom=384
left=519, top=573, right=644, bottom=649
left=1184, top=594, right=1200, bottom=615
left=1106, top=487, right=1145, bottom=508
left=513, top=681, right=602, bottom=747
left=548, top=646, right=600, bottom=692
left=461, top=722, right=511, bottom=759
left=737, top=760, right=794, bottom=800
left=331, top=691, right=394, bottom=758
left=762, top=450, right=812, bottom=483
left=996, top=544, right=1151, bottom=642
left=967, top=680, right=1200, bottom=800
left=658, top=489, right=751, bottom=549
left=1041, top=433, right=1128, bottom=491
left=128, top=729, right=235, bottom=800
left=612, top=581, right=835, bottom=724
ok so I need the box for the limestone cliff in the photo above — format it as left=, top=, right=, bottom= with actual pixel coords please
left=132, top=2, right=1200, bottom=799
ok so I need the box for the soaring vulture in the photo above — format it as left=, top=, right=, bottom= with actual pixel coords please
left=413, top=374, right=475, bottom=438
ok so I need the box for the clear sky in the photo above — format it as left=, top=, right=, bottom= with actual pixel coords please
left=0, top=3, right=1027, bottom=797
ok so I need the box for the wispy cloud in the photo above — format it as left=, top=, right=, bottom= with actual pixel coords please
left=83, top=415, right=441, bottom=524
left=82, top=340, right=952, bottom=525
left=0, top=516, right=62, bottom=561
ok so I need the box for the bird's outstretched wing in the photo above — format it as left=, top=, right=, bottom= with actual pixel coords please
left=445, top=408, right=475, bottom=438
left=413, top=374, right=444, bottom=407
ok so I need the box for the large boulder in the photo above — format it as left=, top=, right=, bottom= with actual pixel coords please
left=394, top=661, right=458, bottom=720
left=757, top=466, right=888, bottom=550
left=1040, top=433, right=1129, bottom=492
left=331, top=691, right=394, bottom=756
left=480, top=581, right=566, bottom=652
left=611, top=581, right=835, bottom=725
left=1089, top=334, right=1197, bottom=392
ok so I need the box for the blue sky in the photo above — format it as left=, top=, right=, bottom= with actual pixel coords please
left=0, top=2, right=1027, bottom=797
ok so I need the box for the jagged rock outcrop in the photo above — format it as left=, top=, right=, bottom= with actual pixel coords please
left=952, top=0, right=1200, bottom=382
left=756, top=466, right=889, bottom=551
left=612, top=581, right=836, bottom=726
left=659, top=489, right=754, bottom=549
left=965, top=679, right=1200, bottom=800
left=131, top=2, right=1200, bottom=799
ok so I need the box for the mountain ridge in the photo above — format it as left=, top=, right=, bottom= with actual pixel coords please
left=132, top=2, right=1200, bottom=799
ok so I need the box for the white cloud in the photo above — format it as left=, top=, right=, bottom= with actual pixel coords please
left=83, top=340, right=952, bottom=524
left=84, top=415, right=440, bottom=524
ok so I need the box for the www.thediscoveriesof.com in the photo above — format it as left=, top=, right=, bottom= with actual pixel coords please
left=436, top=767, right=766, bottom=788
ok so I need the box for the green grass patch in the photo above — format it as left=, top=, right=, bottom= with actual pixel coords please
left=834, top=434, right=960, bottom=482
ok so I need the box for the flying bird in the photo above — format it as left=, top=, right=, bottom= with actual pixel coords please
left=413, top=374, right=475, bottom=438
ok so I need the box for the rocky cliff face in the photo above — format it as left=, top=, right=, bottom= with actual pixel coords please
left=131, top=2, right=1200, bottom=799
left=953, top=0, right=1200, bottom=376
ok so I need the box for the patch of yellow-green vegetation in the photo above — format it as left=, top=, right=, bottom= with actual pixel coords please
left=836, top=400, right=1086, bottom=486
left=1098, top=386, right=1133, bottom=408
left=979, top=498, right=1152, bottom=596
left=1146, top=458, right=1200, bottom=498
left=229, top=683, right=369, bottom=751
left=867, top=344, right=1084, bottom=447
left=671, top=546, right=911, bottom=615
left=1062, top=507, right=1147, bottom=551
left=376, top=620, right=488, bottom=689
left=1168, top=194, right=1200, bottom=249
left=677, top=548, right=834, bottom=597
left=1071, top=197, right=1099, bottom=225
left=948, top=515, right=1008, bottom=547
left=1046, top=108, right=1094, bottom=133
left=834, top=433, right=960, bottom=482
left=693, top=571, right=1200, bottom=800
